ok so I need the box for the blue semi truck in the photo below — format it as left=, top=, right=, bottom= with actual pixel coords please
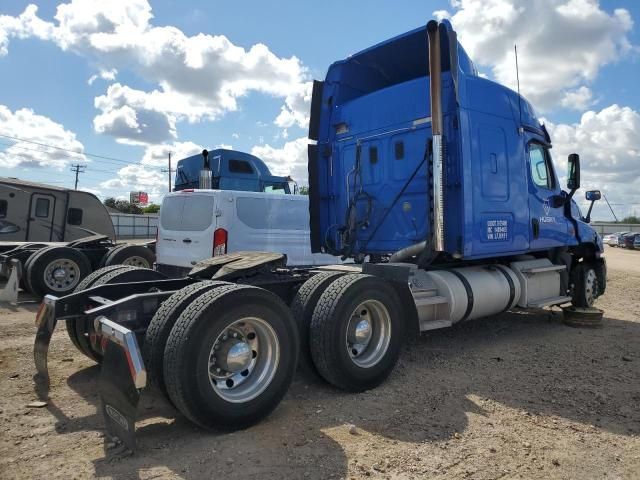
left=33, top=20, right=605, bottom=449
left=174, top=148, right=293, bottom=193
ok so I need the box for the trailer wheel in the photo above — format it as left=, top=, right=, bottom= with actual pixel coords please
left=290, top=271, right=344, bottom=376
left=163, top=284, right=298, bottom=430
left=26, top=246, right=92, bottom=297
left=66, top=265, right=132, bottom=359
left=571, top=263, right=599, bottom=308
left=103, top=244, right=156, bottom=269
left=20, top=251, right=39, bottom=293
left=143, top=280, right=231, bottom=404
left=309, top=274, right=404, bottom=392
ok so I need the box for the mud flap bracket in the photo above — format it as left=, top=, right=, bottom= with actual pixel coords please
left=97, top=317, right=146, bottom=451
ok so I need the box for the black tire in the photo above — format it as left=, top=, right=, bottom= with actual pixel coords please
left=309, top=274, right=404, bottom=392
left=571, top=263, right=599, bottom=308
left=103, top=244, right=156, bottom=269
left=143, top=280, right=231, bottom=404
left=163, top=284, right=298, bottom=430
left=27, top=246, right=92, bottom=297
left=290, top=272, right=344, bottom=376
left=73, top=266, right=166, bottom=363
left=20, top=251, right=39, bottom=292
left=66, top=265, right=132, bottom=359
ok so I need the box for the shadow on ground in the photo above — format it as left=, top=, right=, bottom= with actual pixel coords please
left=33, top=308, right=640, bottom=479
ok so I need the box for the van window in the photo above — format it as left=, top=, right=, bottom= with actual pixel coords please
left=229, top=159, right=254, bottom=174
left=236, top=197, right=307, bottom=230
left=35, top=198, right=50, bottom=217
left=67, top=208, right=83, bottom=225
left=161, top=195, right=214, bottom=231
left=0, top=199, right=6, bottom=218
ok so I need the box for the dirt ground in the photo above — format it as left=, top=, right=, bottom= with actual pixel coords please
left=0, top=246, right=639, bottom=480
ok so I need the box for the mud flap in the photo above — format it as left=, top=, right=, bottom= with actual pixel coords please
left=97, top=317, right=146, bottom=451
left=33, top=295, right=58, bottom=389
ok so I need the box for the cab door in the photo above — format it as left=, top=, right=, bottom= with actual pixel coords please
left=27, top=193, right=56, bottom=241
left=526, top=142, right=569, bottom=250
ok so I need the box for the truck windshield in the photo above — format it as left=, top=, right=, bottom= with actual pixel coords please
left=160, top=195, right=214, bottom=231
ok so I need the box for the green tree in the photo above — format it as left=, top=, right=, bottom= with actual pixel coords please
left=620, top=216, right=640, bottom=224
left=299, top=186, right=309, bottom=195
left=104, top=198, right=142, bottom=214
left=142, top=203, right=161, bottom=214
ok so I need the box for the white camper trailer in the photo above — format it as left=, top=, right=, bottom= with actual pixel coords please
left=0, top=177, right=115, bottom=242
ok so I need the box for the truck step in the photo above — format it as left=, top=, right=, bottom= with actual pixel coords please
left=520, top=265, right=566, bottom=274
left=419, top=319, right=453, bottom=331
left=413, top=294, right=448, bottom=306
left=527, top=296, right=572, bottom=308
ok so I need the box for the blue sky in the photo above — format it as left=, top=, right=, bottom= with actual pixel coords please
left=0, top=0, right=638, bottom=219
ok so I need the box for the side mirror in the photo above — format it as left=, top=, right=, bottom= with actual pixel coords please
left=585, top=190, right=601, bottom=201
left=567, top=153, right=580, bottom=190
left=584, top=190, right=601, bottom=224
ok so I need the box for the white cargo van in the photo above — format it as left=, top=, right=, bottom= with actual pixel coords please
left=156, top=189, right=336, bottom=277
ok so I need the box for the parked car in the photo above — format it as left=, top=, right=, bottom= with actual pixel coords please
left=635, top=235, right=640, bottom=250
left=621, top=232, right=640, bottom=249
left=603, top=231, right=630, bottom=247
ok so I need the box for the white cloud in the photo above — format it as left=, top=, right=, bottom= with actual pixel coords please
left=546, top=104, right=640, bottom=217
left=100, top=163, right=165, bottom=194
left=87, top=67, right=117, bottom=85
left=251, top=137, right=308, bottom=185
left=439, top=0, right=634, bottom=111
left=141, top=141, right=203, bottom=167
left=0, top=1, right=309, bottom=144
left=560, top=86, right=595, bottom=111
left=275, top=81, right=312, bottom=130
left=0, top=105, right=86, bottom=168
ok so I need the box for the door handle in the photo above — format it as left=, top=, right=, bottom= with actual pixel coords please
left=532, top=219, right=540, bottom=239
left=183, top=238, right=192, bottom=244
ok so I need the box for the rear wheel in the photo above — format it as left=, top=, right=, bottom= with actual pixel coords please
left=103, top=244, right=156, bottom=269
left=27, top=247, right=92, bottom=297
left=290, top=272, right=344, bottom=376
left=309, top=274, right=404, bottom=392
left=143, top=280, right=231, bottom=403
left=163, top=284, right=298, bottom=430
left=66, top=265, right=131, bottom=359
left=73, top=266, right=166, bottom=362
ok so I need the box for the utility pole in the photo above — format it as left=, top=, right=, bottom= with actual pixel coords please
left=70, top=164, right=86, bottom=190
left=161, top=152, right=173, bottom=192
left=602, top=193, right=619, bottom=223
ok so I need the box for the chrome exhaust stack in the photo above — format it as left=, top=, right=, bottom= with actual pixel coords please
left=427, top=20, right=445, bottom=252
left=199, top=149, right=213, bottom=189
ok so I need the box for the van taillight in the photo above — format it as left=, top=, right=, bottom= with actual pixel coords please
left=213, top=228, right=228, bottom=256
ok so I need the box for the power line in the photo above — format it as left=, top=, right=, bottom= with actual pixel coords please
left=0, top=133, right=165, bottom=169
left=70, top=164, right=86, bottom=190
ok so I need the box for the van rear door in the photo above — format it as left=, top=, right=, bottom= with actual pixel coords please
left=157, top=193, right=216, bottom=268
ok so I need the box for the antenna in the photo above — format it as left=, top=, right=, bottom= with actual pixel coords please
left=515, top=44, right=523, bottom=131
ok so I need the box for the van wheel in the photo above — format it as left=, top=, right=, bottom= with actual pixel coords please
left=66, top=265, right=131, bottom=359
left=571, top=263, right=599, bottom=308
left=103, top=244, right=156, bottom=269
left=163, top=284, right=298, bottom=430
left=73, top=266, right=167, bottom=363
left=27, top=246, right=92, bottom=297
left=309, top=274, right=404, bottom=392
left=143, top=280, right=231, bottom=404
left=290, top=272, right=344, bottom=376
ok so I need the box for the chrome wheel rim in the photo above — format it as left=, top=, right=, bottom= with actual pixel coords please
left=44, top=258, right=81, bottom=292
left=207, top=317, right=280, bottom=403
left=121, top=255, right=150, bottom=268
left=345, top=300, right=391, bottom=368
left=585, top=268, right=597, bottom=307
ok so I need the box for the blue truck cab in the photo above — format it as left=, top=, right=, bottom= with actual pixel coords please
left=174, top=148, right=292, bottom=194
left=308, top=20, right=603, bottom=266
